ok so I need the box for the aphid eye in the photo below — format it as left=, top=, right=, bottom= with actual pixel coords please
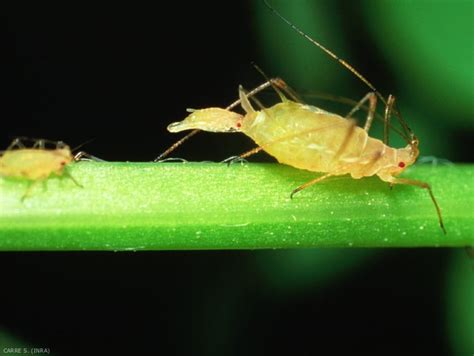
left=60, top=161, right=66, bottom=166
left=398, top=162, right=406, bottom=168
left=236, top=122, right=242, bottom=128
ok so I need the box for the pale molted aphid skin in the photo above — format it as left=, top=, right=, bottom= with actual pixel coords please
left=0, top=139, right=82, bottom=200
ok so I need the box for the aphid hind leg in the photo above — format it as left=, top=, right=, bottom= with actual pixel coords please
left=290, top=173, right=333, bottom=199
left=32, top=139, right=46, bottom=149
left=272, top=78, right=304, bottom=103
left=383, top=95, right=396, bottom=146
left=381, top=175, right=446, bottom=234
left=251, top=64, right=302, bottom=103
left=333, top=119, right=357, bottom=161
left=345, top=92, right=377, bottom=132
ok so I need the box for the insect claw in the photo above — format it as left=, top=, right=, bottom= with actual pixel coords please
left=155, top=157, right=188, bottom=163
left=221, top=156, right=248, bottom=166
left=290, top=189, right=299, bottom=199
left=74, top=151, right=105, bottom=162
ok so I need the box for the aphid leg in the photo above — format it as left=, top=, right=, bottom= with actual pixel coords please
left=32, top=139, right=46, bottom=149
left=272, top=78, right=304, bottom=103
left=56, top=141, right=68, bottom=149
left=63, top=168, right=83, bottom=188
left=290, top=173, right=333, bottom=199
left=21, top=181, right=38, bottom=202
left=333, top=119, right=357, bottom=161
left=252, top=64, right=299, bottom=103
left=361, top=151, right=384, bottom=175
left=383, top=95, right=396, bottom=146
left=382, top=176, right=446, bottom=234
left=345, top=92, right=377, bottom=132
left=222, top=146, right=264, bottom=165
left=74, top=151, right=105, bottom=162
left=7, top=138, right=26, bottom=150
left=154, top=130, right=200, bottom=162
left=221, top=156, right=248, bottom=165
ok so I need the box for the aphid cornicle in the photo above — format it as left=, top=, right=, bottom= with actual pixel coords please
left=162, top=2, right=445, bottom=233
left=0, top=138, right=87, bottom=200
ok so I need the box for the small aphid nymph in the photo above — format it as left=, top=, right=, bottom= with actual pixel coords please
left=0, top=138, right=85, bottom=200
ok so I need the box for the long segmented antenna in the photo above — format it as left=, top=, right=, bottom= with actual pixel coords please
left=262, top=0, right=384, bottom=103
left=262, top=0, right=414, bottom=144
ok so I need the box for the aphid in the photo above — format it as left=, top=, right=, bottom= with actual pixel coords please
left=0, top=138, right=91, bottom=200
left=162, top=1, right=445, bottom=233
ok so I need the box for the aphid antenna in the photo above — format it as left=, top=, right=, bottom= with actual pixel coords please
left=71, top=138, right=95, bottom=153
left=262, top=0, right=415, bottom=145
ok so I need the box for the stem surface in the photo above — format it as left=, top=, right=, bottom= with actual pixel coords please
left=0, top=162, right=472, bottom=250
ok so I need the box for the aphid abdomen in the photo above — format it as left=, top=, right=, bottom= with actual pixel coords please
left=243, top=102, right=361, bottom=174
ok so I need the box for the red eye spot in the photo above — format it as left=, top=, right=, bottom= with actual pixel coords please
left=398, top=162, right=405, bottom=168
left=236, top=122, right=242, bottom=128
left=60, top=161, right=66, bottom=166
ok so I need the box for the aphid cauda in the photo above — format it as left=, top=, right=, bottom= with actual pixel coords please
left=160, top=1, right=445, bottom=233
left=0, top=138, right=91, bottom=200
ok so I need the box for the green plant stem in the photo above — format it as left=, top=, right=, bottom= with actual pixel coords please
left=0, top=162, right=472, bottom=250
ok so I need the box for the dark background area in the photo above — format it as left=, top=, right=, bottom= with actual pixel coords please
left=1, top=1, right=471, bottom=355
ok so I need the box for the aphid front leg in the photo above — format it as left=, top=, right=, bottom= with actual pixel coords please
left=290, top=173, right=333, bottom=199
left=73, top=151, right=105, bottom=162
left=380, top=175, right=446, bottom=234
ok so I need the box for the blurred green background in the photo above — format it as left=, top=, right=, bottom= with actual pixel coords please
left=1, top=1, right=472, bottom=354
left=256, top=0, right=473, bottom=161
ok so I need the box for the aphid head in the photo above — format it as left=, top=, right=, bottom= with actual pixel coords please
left=53, top=147, right=74, bottom=169
left=167, top=108, right=244, bottom=133
left=393, top=135, right=420, bottom=174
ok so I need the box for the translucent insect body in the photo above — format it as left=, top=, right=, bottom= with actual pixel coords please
left=0, top=138, right=83, bottom=200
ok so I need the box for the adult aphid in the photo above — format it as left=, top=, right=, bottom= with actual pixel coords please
left=161, top=1, right=445, bottom=233
left=0, top=138, right=94, bottom=200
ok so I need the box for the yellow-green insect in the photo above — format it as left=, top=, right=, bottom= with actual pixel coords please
left=161, top=2, right=445, bottom=233
left=0, top=138, right=88, bottom=200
